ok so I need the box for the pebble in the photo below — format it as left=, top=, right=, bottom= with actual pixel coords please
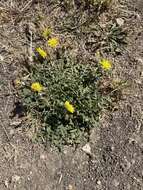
left=97, top=180, right=101, bottom=185
left=82, top=143, right=91, bottom=155
left=4, top=180, right=9, bottom=188
left=0, top=55, right=4, bottom=61
left=113, top=179, right=119, bottom=187
left=40, top=154, right=46, bottom=160
left=68, top=184, right=75, bottom=190
left=116, top=18, right=124, bottom=26
left=12, top=175, right=20, bottom=183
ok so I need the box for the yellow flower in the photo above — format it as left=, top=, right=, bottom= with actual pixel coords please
left=64, top=101, right=75, bottom=113
left=31, top=82, right=43, bottom=92
left=100, top=59, right=112, bottom=70
left=48, top=38, right=59, bottom=48
left=36, top=47, right=47, bottom=58
left=42, top=28, right=52, bottom=38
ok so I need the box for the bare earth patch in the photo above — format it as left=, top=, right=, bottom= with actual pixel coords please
left=0, top=0, right=143, bottom=190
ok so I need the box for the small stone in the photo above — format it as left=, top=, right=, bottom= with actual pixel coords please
left=136, top=57, right=143, bottom=64
left=12, top=175, right=20, bottom=183
left=40, top=154, right=46, bottom=160
left=116, top=18, right=124, bottom=26
left=97, top=180, right=101, bottom=185
left=111, top=145, right=115, bottom=151
left=82, top=143, right=91, bottom=155
left=0, top=55, right=4, bottom=61
left=10, top=120, right=22, bottom=127
left=4, top=180, right=9, bottom=188
left=113, top=179, right=119, bottom=187
left=68, top=184, right=75, bottom=190
left=127, top=184, right=131, bottom=189
left=131, top=159, right=135, bottom=165
left=9, top=129, right=15, bottom=135
left=135, top=79, right=142, bottom=84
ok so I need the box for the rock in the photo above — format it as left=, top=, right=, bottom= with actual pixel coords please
left=9, top=129, right=15, bottom=135
left=97, top=180, right=101, bottom=185
left=4, top=180, right=9, bottom=188
left=116, top=18, right=124, bottom=26
left=12, top=175, right=20, bottom=183
left=113, top=179, right=119, bottom=187
left=82, top=143, right=91, bottom=155
left=10, top=120, right=22, bottom=127
left=0, top=55, right=4, bottom=61
left=68, top=184, right=75, bottom=190
left=40, top=153, right=47, bottom=160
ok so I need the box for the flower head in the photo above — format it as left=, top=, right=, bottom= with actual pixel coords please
left=64, top=101, right=75, bottom=113
left=31, top=82, right=43, bottom=92
left=48, top=38, right=59, bottom=48
left=42, top=28, right=52, bottom=38
left=100, top=59, right=112, bottom=70
left=36, top=47, right=47, bottom=58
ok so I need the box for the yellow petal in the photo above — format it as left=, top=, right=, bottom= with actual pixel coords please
left=64, top=101, right=75, bottom=113
left=36, top=47, right=47, bottom=58
left=100, top=59, right=112, bottom=70
left=48, top=38, right=59, bottom=48
left=31, top=82, right=43, bottom=92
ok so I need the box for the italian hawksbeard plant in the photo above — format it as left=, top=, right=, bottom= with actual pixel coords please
left=15, top=28, right=121, bottom=150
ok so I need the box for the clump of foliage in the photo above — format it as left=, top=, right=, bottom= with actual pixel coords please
left=53, top=0, right=126, bottom=55
left=17, top=49, right=117, bottom=149
left=14, top=0, right=125, bottom=150
left=84, top=22, right=127, bottom=54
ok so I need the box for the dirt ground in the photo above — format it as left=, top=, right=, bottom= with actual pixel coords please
left=0, top=0, right=143, bottom=190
